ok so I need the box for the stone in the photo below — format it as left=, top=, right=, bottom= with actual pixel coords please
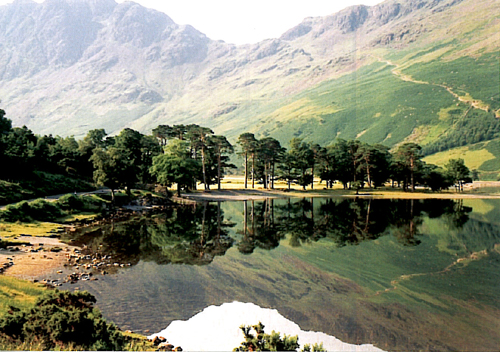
left=157, top=343, right=174, bottom=351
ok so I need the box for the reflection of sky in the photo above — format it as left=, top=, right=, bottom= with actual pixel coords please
left=150, top=301, right=385, bottom=351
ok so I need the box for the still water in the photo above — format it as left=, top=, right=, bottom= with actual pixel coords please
left=61, top=198, right=500, bottom=351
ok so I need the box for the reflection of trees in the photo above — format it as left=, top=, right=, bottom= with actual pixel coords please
left=277, top=198, right=322, bottom=247
left=389, top=199, right=423, bottom=246
left=66, top=198, right=474, bottom=266
left=237, top=199, right=283, bottom=254
left=148, top=202, right=234, bottom=265
left=64, top=202, right=234, bottom=267
left=235, top=198, right=473, bottom=251
left=389, top=199, right=471, bottom=246
left=316, top=198, right=390, bottom=247
left=432, top=199, right=471, bottom=230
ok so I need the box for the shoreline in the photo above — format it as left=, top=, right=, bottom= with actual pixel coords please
left=0, top=236, right=78, bottom=281
left=177, top=188, right=500, bottom=202
left=2, top=187, right=500, bottom=280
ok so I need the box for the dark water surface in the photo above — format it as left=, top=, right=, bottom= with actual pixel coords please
left=59, top=198, right=500, bottom=351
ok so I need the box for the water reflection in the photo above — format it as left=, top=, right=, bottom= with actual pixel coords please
left=66, top=202, right=235, bottom=266
left=60, top=198, right=500, bottom=351
left=237, top=198, right=472, bottom=252
left=65, top=198, right=472, bottom=266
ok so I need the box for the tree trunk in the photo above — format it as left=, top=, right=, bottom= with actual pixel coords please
left=311, top=164, right=314, bottom=190
left=271, top=161, right=275, bottom=189
left=217, top=149, right=222, bottom=190
left=244, top=152, right=248, bottom=189
left=410, top=157, right=415, bottom=192
left=263, top=162, right=268, bottom=189
left=201, top=146, right=208, bottom=190
left=366, top=164, right=372, bottom=188
left=251, top=153, right=255, bottom=189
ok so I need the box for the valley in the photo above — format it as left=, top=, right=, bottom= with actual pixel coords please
left=0, top=0, right=499, bottom=350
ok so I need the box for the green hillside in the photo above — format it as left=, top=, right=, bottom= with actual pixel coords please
left=252, top=49, right=499, bottom=150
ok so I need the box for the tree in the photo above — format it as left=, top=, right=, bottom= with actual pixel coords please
left=278, top=153, right=300, bottom=190
left=186, top=125, right=214, bottom=190
left=78, top=129, right=108, bottom=179
left=471, top=169, right=480, bottom=181
left=139, top=134, right=162, bottom=184
left=289, top=138, right=313, bottom=190
left=309, top=143, right=323, bottom=190
left=2, top=126, right=37, bottom=178
left=49, top=136, right=80, bottom=176
left=207, top=135, right=235, bottom=190
left=90, top=147, right=136, bottom=202
left=394, top=143, right=422, bottom=191
left=329, top=139, right=352, bottom=189
left=445, top=158, right=471, bottom=191
left=346, top=140, right=362, bottom=186
left=0, top=108, right=12, bottom=135
left=237, top=133, right=259, bottom=189
left=316, top=144, right=338, bottom=188
left=152, top=125, right=174, bottom=146
left=258, top=137, right=285, bottom=189
left=150, top=140, right=201, bottom=196
left=419, top=164, right=452, bottom=191
left=356, top=143, right=391, bottom=188
left=114, top=128, right=161, bottom=184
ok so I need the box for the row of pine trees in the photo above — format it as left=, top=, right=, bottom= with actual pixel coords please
left=0, top=109, right=472, bottom=199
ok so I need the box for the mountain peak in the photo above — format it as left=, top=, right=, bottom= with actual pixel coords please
left=0, top=0, right=496, bottom=156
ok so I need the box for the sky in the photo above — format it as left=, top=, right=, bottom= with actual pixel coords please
left=0, top=0, right=384, bottom=44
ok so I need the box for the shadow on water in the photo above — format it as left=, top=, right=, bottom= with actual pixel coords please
left=60, top=198, right=500, bottom=351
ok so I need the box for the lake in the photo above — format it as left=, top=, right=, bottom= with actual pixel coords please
left=57, top=197, right=500, bottom=351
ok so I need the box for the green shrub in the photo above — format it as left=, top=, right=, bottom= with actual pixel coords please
left=57, top=194, right=85, bottom=212
left=0, top=290, right=125, bottom=351
left=28, top=199, right=63, bottom=221
left=1, top=199, right=63, bottom=222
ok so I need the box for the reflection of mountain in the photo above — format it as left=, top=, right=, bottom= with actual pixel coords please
left=66, top=199, right=499, bottom=351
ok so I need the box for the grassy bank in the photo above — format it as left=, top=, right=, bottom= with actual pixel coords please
left=0, top=172, right=94, bottom=206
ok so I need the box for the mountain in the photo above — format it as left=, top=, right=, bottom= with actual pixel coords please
left=0, top=0, right=499, bottom=175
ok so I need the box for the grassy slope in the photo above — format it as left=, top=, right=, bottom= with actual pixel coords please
left=423, top=138, right=500, bottom=180
left=215, top=0, right=500, bottom=173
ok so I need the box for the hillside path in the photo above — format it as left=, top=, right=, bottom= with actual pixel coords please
left=374, top=56, right=490, bottom=113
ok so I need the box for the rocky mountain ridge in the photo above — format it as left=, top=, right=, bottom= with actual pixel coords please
left=0, top=0, right=497, bottom=151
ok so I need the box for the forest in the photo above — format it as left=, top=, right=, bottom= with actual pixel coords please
left=0, top=108, right=472, bottom=202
